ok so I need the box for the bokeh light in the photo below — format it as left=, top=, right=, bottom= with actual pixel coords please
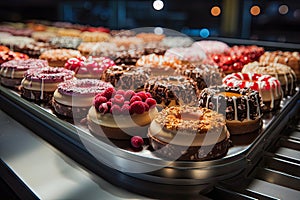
left=279, top=5, right=289, bottom=15
left=153, top=0, right=164, bottom=11
left=199, top=28, right=210, bottom=38
left=250, top=5, right=261, bottom=16
left=211, top=6, right=221, bottom=17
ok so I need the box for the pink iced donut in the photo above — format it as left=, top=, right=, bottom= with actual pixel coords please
left=165, top=47, right=206, bottom=63
left=192, top=40, right=230, bottom=54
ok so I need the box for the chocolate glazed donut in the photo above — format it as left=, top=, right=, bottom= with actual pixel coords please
left=198, top=86, right=263, bottom=135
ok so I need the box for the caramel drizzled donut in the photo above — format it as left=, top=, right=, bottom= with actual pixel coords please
left=144, top=75, right=199, bottom=107
left=148, top=105, right=230, bottom=161
left=198, top=86, right=263, bottom=135
left=259, top=51, right=300, bottom=80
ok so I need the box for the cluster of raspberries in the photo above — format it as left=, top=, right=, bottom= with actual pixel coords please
left=93, top=87, right=156, bottom=115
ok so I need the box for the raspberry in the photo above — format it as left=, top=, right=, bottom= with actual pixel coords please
left=106, top=101, right=112, bottom=109
left=116, top=90, right=125, bottom=96
left=121, top=104, right=131, bottom=115
left=112, top=94, right=125, bottom=105
left=98, top=103, right=109, bottom=114
left=129, top=95, right=142, bottom=104
left=143, top=102, right=149, bottom=111
left=124, top=101, right=130, bottom=105
left=110, top=104, right=122, bottom=115
left=130, top=101, right=145, bottom=114
left=136, top=91, right=148, bottom=101
left=124, top=90, right=135, bottom=100
left=93, top=95, right=107, bottom=109
left=102, top=87, right=115, bottom=99
left=145, top=92, right=152, bottom=98
left=145, top=98, right=156, bottom=109
left=131, top=136, right=144, bottom=148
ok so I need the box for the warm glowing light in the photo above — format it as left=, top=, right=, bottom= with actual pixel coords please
left=250, top=5, right=261, bottom=16
left=279, top=5, right=289, bottom=15
left=153, top=0, right=164, bottom=11
left=211, top=6, right=221, bottom=16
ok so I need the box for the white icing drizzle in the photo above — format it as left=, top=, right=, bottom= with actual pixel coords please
left=11, top=68, right=15, bottom=79
left=40, top=78, right=44, bottom=100
left=232, top=96, right=238, bottom=120
left=256, top=94, right=261, bottom=117
left=206, top=95, right=211, bottom=108
left=283, top=73, right=288, bottom=93
left=245, top=96, right=250, bottom=120
left=216, top=96, right=219, bottom=113
left=289, top=71, right=294, bottom=95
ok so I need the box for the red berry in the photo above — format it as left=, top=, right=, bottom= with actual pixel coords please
left=124, top=90, right=135, bottom=100
left=145, top=92, right=152, bottom=98
left=143, top=102, right=149, bottom=111
left=130, top=101, right=145, bottom=114
left=116, top=90, right=125, bottom=96
left=99, top=103, right=109, bottom=114
left=124, top=101, right=130, bottom=105
left=112, top=94, right=125, bottom=105
left=121, top=104, right=131, bottom=115
left=93, top=95, right=107, bottom=109
left=136, top=91, right=148, bottom=101
left=102, top=87, right=115, bottom=99
left=131, top=136, right=144, bottom=148
left=145, top=98, right=156, bottom=109
left=130, top=95, right=142, bottom=104
left=110, top=104, right=122, bottom=115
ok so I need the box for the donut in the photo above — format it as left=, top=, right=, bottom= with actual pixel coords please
left=223, top=73, right=282, bottom=111
left=136, top=54, right=181, bottom=76
left=0, top=45, right=9, bottom=52
left=13, top=41, right=55, bottom=58
left=112, top=49, right=145, bottom=65
left=80, top=31, right=111, bottom=42
left=242, top=61, right=297, bottom=96
left=0, top=51, right=29, bottom=65
left=39, top=49, right=82, bottom=67
left=77, top=42, right=119, bottom=57
left=21, top=67, right=75, bottom=102
left=110, top=36, right=144, bottom=49
left=211, top=45, right=264, bottom=74
left=49, top=36, right=82, bottom=49
left=101, top=65, right=149, bottom=91
left=57, top=28, right=81, bottom=37
left=144, top=76, right=199, bottom=108
left=192, top=40, right=230, bottom=54
left=198, top=86, right=263, bottom=135
left=176, top=63, right=224, bottom=89
left=259, top=51, right=300, bottom=80
left=136, top=33, right=165, bottom=43
left=0, top=59, right=48, bottom=88
left=31, top=31, right=57, bottom=42
left=65, top=56, right=115, bottom=79
left=87, top=88, right=158, bottom=139
left=148, top=106, right=230, bottom=161
left=165, top=47, right=207, bottom=64
left=161, top=36, right=193, bottom=48
left=52, top=79, right=112, bottom=118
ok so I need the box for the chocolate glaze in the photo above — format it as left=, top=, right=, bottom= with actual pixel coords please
left=0, top=76, right=23, bottom=88
left=198, top=86, right=263, bottom=122
left=144, top=76, right=199, bottom=107
left=101, top=65, right=150, bottom=91
left=148, top=132, right=230, bottom=161
left=21, top=87, right=53, bottom=102
left=52, top=99, right=89, bottom=118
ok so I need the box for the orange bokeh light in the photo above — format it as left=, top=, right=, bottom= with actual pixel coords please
left=211, top=6, right=221, bottom=17
left=250, top=5, right=261, bottom=16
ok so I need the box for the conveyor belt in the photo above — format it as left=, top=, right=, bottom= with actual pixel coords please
left=207, top=101, right=300, bottom=200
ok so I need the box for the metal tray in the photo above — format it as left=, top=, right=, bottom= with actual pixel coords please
left=0, top=84, right=299, bottom=188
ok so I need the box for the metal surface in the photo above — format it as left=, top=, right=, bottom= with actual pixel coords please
left=1, top=84, right=299, bottom=193
left=0, top=109, right=145, bottom=200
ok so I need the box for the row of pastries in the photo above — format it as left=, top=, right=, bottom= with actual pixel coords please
left=0, top=21, right=299, bottom=161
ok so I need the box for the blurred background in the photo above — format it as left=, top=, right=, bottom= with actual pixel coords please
left=0, top=0, right=299, bottom=43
